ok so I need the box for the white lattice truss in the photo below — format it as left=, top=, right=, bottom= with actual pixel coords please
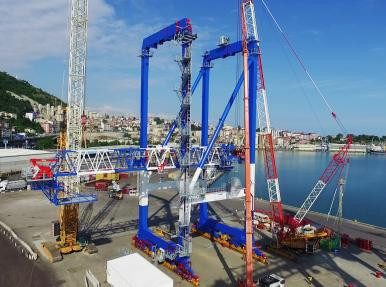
left=294, top=180, right=327, bottom=224
left=52, top=146, right=227, bottom=177
left=242, top=0, right=258, bottom=41
left=146, top=148, right=178, bottom=171
left=66, top=0, right=88, bottom=151
left=257, top=88, right=271, bottom=133
left=190, top=146, right=222, bottom=166
left=267, top=178, right=281, bottom=203
left=64, top=0, right=88, bottom=193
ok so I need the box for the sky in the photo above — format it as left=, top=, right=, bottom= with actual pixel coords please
left=0, top=0, right=385, bottom=136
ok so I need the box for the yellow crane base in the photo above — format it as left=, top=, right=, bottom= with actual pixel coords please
left=41, top=242, right=63, bottom=263
left=59, top=243, right=82, bottom=254
left=41, top=241, right=90, bottom=263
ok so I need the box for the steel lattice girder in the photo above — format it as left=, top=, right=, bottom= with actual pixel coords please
left=31, top=146, right=235, bottom=179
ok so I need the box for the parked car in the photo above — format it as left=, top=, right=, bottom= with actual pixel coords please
left=259, top=274, right=285, bottom=287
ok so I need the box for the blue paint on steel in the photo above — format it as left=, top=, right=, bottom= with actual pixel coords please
left=191, top=68, right=203, bottom=95
left=142, top=18, right=192, bottom=51
left=201, top=67, right=210, bottom=146
left=198, top=218, right=265, bottom=257
left=248, top=41, right=258, bottom=164
left=197, top=41, right=248, bottom=227
left=139, top=205, right=148, bottom=230
left=137, top=21, right=198, bottom=279
left=140, top=54, right=149, bottom=149
left=162, top=121, right=177, bottom=146
left=203, top=41, right=242, bottom=64
left=196, top=71, right=245, bottom=170
left=199, top=66, right=210, bottom=225
left=51, top=148, right=147, bottom=177
left=162, top=69, right=203, bottom=147
left=142, top=19, right=193, bottom=149
left=136, top=229, right=197, bottom=278
left=137, top=229, right=176, bottom=250
left=31, top=180, right=97, bottom=206
left=49, top=145, right=233, bottom=178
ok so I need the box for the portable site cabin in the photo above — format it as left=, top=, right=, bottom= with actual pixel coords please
left=106, top=253, right=173, bottom=287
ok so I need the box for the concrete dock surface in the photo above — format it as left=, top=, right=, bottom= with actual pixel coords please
left=0, top=187, right=385, bottom=286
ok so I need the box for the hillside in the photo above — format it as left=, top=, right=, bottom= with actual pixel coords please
left=0, top=71, right=64, bottom=109
left=0, top=72, right=64, bottom=134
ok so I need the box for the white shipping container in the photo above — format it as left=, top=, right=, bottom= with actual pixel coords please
left=106, top=253, right=173, bottom=287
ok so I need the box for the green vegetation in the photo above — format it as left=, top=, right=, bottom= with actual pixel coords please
left=0, top=89, right=32, bottom=115
left=0, top=71, right=63, bottom=106
left=350, top=134, right=386, bottom=144
left=0, top=71, right=64, bottom=135
left=8, top=117, right=43, bottom=134
left=328, top=133, right=386, bottom=144
left=154, top=117, right=164, bottom=125
left=0, top=90, right=43, bottom=134
left=35, top=137, right=56, bottom=150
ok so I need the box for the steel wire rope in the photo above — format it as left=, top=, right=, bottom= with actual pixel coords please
left=258, top=1, right=327, bottom=136
left=260, top=0, right=347, bottom=135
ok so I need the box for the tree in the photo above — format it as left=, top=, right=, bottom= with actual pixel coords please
left=154, top=117, right=164, bottom=125
left=334, top=133, right=343, bottom=142
left=35, top=137, right=55, bottom=150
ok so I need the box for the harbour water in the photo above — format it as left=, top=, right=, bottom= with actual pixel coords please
left=213, top=151, right=386, bottom=228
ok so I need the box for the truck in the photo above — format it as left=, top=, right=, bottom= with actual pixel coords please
left=258, top=274, right=285, bottom=287
left=0, top=179, right=27, bottom=192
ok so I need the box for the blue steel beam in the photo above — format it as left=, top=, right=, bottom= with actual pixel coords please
left=199, top=42, right=243, bottom=225
left=203, top=41, right=242, bottom=64
left=142, top=18, right=192, bottom=51
left=162, top=68, right=203, bottom=146
left=141, top=18, right=194, bottom=149
left=198, top=218, right=265, bottom=258
left=195, top=67, right=247, bottom=171
left=138, top=20, right=198, bottom=283
left=248, top=41, right=258, bottom=203
left=163, top=41, right=254, bottom=148
left=140, top=55, right=150, bottom=148
left=198, top=41, right=257, bottom=226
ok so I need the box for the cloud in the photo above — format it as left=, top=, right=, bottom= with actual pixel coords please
left=0, top=0, right=119, bottom=70
left=0, top=0, right=67, bottom=69
left=0, top=0, right=228, bottom=122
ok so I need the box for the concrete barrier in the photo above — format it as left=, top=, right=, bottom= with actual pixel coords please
left=0, top=220, right=38, bottom=260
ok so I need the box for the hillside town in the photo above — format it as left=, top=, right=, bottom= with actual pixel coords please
left=2, top=102, right=385, bottom=154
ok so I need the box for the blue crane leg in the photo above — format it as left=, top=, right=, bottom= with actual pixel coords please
left=162, top=69, right=203, bottom=147
left=140, top=54, right=149, bottom=149
left=199, top=66, right=210, bottom=226
left=196, top=70, right=246, bottom=170
left=249, top=42, right=258, bottom=167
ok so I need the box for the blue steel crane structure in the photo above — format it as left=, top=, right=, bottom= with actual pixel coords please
left=29, top=17, right=267, bottom=284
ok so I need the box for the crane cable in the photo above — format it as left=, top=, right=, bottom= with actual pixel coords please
left=260, top=0, right=347, bottom=134
left=258, top=4, right=327, bottom=136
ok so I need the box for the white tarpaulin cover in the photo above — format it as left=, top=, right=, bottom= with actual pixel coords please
left=106, top=252, right=173, bottom=287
